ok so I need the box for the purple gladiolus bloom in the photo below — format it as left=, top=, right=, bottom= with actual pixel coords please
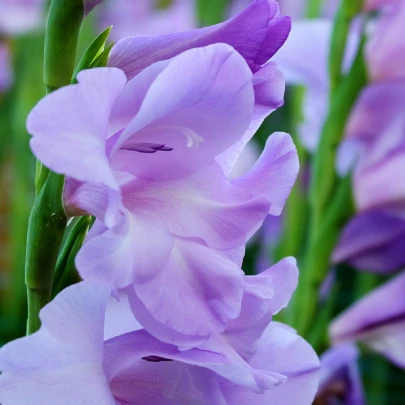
left=27, top=39, right=297, bottom=345
left=366, top=1, right=405, bottom=80
left=84, top=0, right=104, bottom=15
left=334, top=80, right=405, bottom=272
left=0, top=0, right=45, bottom=34
left=316, top=344, right=365, bottom=405
left=0, top=44, right=12, bottom=91
left=0, top=263, right=320, bottom=404
left=330, top=271, right=405, bottom=369
left=98, top=0, right=196, bottom=40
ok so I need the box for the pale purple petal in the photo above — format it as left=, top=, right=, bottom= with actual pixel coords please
left=333, top=211, right=405, bottom=273
left=109, top=0, right=291, bottom=78
left=119, top=161, right=269, bottom=251
left=130, top=237, right=244, bottom=344
left=28, top=68, right=127, bottom=189
left=216, top=62, right=286, bottom=174
left=330, top=271, right=405, bottom=368
left=223, top=257, right=298, bottom=360
left=221, top=322, right=320, bottom=404
left=110, top=44, right=255, bottom=181
left=76, top=210, right=174, bottom=289
left=0, top=282, right=115, bottom=405
left=233, top=132, right=299, bottom=215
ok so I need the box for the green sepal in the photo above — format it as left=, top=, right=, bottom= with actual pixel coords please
left=89, top=41, right=115, bottom=69
left=44, top=0, right=85, bottom=92
left=25, top=172, right=68, bottom=333
left=52, top=215, right=91, bottom=297
left=72, top=26, right=113, bottom=83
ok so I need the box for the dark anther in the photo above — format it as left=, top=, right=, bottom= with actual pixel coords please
left=142, top=355, right=173, bottom=363
left=122, top=142, right=174, bottom=154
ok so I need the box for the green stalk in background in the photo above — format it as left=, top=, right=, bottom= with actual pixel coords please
left=329, top=0, right=364, bottom=97
left=25, top=0, right=85, bottom=334
left=290, top=16, right=367, bottom=341
left=197, top=0, right=229, bottom=26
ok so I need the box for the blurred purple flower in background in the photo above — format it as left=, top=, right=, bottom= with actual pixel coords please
left=334, top=0, right=405, bottom=273
left=316, top=344, right=365, bottom=405
left=0, top=0, right=44, bottom=35
left=330, top=272, right=405, bottom=369
left=99, top=0, right=196, bottom=40
left=0, top=44, right=12, bottom=91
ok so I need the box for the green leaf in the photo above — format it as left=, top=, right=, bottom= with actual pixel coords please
left=72, top=26, right=113, bottom=82
left=197, top=0, right=229, bottom=26
left=89, top=40, right=115, bottom=69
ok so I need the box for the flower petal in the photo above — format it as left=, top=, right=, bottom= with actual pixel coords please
left=330, top=271, right=405, bottom=368
left=333, top=211, right=405, bottom=273
left=220, top=322, right=320, bottom=405
left=131, top=237, right=244, bottom=344
left=120, top=161, right=270, bottom=250
left=109, top=0, right=290, bottom=78
left=0, top=282, right=115, bottom=405
left=76, top=210, right=174, bottom=289
left=233, top=132, right=299, bottom=215
left=110, top=44, right=255, bottom=181
left=28, top=68, right=127, bottom=189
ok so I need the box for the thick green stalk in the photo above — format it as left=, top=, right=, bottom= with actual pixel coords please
left=26, top=0, right=85, bottom=334
left=328, top=0, right=364, bottom=96
left=52, top=216, right=91, bottom=297
left=273, top=87, right=308, bottom=263
left=44, top=0, right=85, bottom=92
left=25, top=173, right=67, bottom=334
left=310, top=39, right=367, bottom=230
left=291, top=41, right=367, bottom=338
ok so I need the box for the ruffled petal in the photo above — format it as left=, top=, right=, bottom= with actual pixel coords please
left=130, top=237, right=244, bottom=344
left=109, top=0, right=290, bottom=78
left=27, top=68, right=127, bottom=189
left=0, top=282, right=115, bottom=405
left=216, top=62, right=286, bottom=174
left=76, top=210, right=174, bottom=289
left=220, top=322, right=320, bottom=405
left=110, top=44, right=255, bottom=181
left=233, top=132, right=299, bottom=215
left=120, top=161, right=269, bottom=250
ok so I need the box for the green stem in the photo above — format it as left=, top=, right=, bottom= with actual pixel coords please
left=25, top=173, right=67, bottom=334
left=328, top=0, right=364, bottom=97
left=306, top=0, right=324, bottom=18
left=310, top=37, right=367, bottom=230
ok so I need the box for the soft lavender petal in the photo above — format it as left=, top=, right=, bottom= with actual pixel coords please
left=120, top=161, right=270, bottom=251
left=28, top=68, right=127, bottom=189
left=110, top=44, right=254, bottom=181
left=216, top=62, right=286, bottom=174
left=109, top=0, right=290, bottom=78
left=233, top=132, right=299, bottom=215
left=221, top=322, right=320, bottom=404
left=0, top=282, right=115, bottom=405
left=76, top=210, right=174, bottom=289
left=132, top=237, right=244, bottom=343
